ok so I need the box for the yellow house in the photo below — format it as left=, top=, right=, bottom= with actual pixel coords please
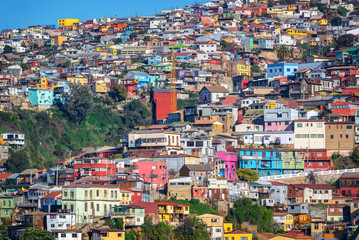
left=212, top=121, right=224, bottom=132
left=198, top=214, right=224, bottom=239
left=157, top=202, right=190, bottom=223
left=58, top=19, right=79, bottom=27
left=237, top=63, right=251, bottom=77
left=224, top=230, right=252, bottom=240
left=318, top=19, right=328, bottom=25
left=311, top=221, right=327, bottom=236
left=287, top=6, right=296, bottom=10
left=273, top=212, right=294, bottom=231
left=120, top=190, right=131, bottom=205
left=198, top=213, right=224, bottom=227
left=184, top=156, right=200, bottom=165
left=67, top=74, right=88, bottom=85
left=57, top=36, right=68, bottom=46
left=36, top=78, right=57, bottom=90
left=224, top=222, right=233, bottom=233
left=93, top=80, right=108, bottom=94
left=267, top=102, right=277, bottom=109
left=286, top=29, right=307, bottom=36
left=92, top=229, right=125, bottom=240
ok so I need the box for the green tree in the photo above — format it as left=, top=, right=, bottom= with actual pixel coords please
left=0, top=218, right=12, bottom=240
left=226, top=198, right=273, bottom=232
left=3, top=45, right=13, bottom=54
left=237, top=168, right=259, bottom=182
left=59, top=84, right=94, bottom=125
left=20, top=63, right=29, bottom=71
left=251, top=65, right=261, bottom=75
left=331, top=16, right=342, bottom=26
left=110, top=84, right=127, bottom=102
left=275, top=45, right=291, bottom=61
left=80, top=59, right=85, bottom=65
left=6, top=151, right=30, bottom=173
left=175, top=217, right=209, bottom=240
left=122, top=100, right=151, bottom=129
left=352, top=147, right=359, bottom=163
left=19, top=227, right=54, bottom=240
left=64, top=60, right=71, bottom=68
left=336, top=34, right=356, bottom=47
left=115, top=38, right=123, bottom=44
left=338, top=6, right=348, bottom=16
left=125, top=229, right=139, bottom=240
left=143, top=36, right=150, bottom=42
left=107, top=218, right=124, bottom=230
left=142, top=215, right=175, bottom=240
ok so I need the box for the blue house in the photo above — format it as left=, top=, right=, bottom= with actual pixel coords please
left=266, top=63, right=298, bottom=79
left=28, top=88, right=54, bottom=110
left=127, top=71, right=150, bottom=89
left=238, top=149, right=282, bottom=177
left=41, top=191, right=62, bottom=213
left=148, top=55, right=162, bottom=65
left=39, top=68, right=59, bottom=78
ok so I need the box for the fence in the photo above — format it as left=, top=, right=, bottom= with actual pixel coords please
left=259, top=168, right=359, bottom=180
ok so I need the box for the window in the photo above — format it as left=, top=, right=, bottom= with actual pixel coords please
left=118, top=233, right=122, bottom=237
left=96, top=190, right=99, bottom=197
left=330, top=135, right=334, bottom=139
left=152, top=165, right=157, bottom=170
left=72, top=234, right=78, bottom=238
left=297, top=123, right=303, bottom=127
left=346, top=135, right=349, bottom=139
left=51, top=224, right=55, bottom=228
left=61, top=233, right=66, bottom=238
left=97, top=204, right=100, bottom=211
left=347, top=125, right=352, bottom=129
left=317, top=123, right=323, bottom=127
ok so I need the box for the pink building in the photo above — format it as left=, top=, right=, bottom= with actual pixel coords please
left=217, top=151, right=237, bottom=180
left=132, top=160, right=167, bottom=190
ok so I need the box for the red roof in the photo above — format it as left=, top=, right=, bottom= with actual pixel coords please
left=0, top=173, right=13, bottom=180
left=294, top=119, right=324, bottom=122
left=43, top=191, right=62, bottom=199
left=330, top=101, right=350, bottom=106
left=273, top=212, right=290, bottom=216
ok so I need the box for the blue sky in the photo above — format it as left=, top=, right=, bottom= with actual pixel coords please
left=0, top=0, right=199, bottom=30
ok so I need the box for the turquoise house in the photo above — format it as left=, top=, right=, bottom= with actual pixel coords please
left=28, top=88, right=54, bottom=110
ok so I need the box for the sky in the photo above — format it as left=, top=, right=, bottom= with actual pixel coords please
left=0, top=0, right=199, bottom=30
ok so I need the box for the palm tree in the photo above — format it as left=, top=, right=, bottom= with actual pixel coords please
left=276, top=44, right=291, bottom=61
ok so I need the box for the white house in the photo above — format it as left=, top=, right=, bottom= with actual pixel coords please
left=52, top=229, right=82, bottom=240
left=46, top=213, right=76, bottom=232
left=199, top=86, right=229, bottom=104
left=275, top=35, right=296, bottom=46
left=294, top=119, right=326, bottom=149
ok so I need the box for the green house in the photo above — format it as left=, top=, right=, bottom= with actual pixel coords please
left=0, top=196, right=15, bottom=218
left=281, top=150, right=304, bottom=174
left=111, top=205, right=145, bottom=227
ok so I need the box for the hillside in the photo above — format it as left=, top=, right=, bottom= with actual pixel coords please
left=1, top=99, right=151, bottom=172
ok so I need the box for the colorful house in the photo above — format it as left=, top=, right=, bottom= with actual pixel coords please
left=92, top=229, right=125, bottom=240
left=264, top=109, right=298, bottom=132
left=28, top=88, right=54, bottom=110
left=239, top=149, right=282, bottom=177
left=132, top=160, right=167, bottom=190
left=217, top=151, right=237, bottom=180
left=110, top=205, right=145, bottom=227
left=198, top=213, right=224, bottom=239
left=224, top=230, right=252, bottom=240
left=281, top=150, right=304, bottom=174
left=0, top=196, right=14, bottom=218
left=62, top=184, right=123, bottom=223
left=273, top=212, right=294, bottom=231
